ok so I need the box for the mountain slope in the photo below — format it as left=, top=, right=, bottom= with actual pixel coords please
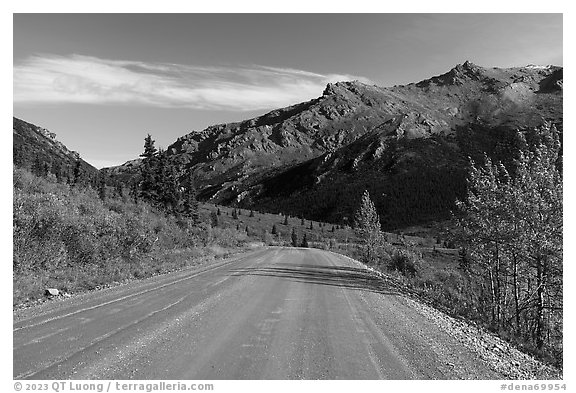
left=13, top=117, right=98, bottom=181
left=105, top=62, right=562, bottom=228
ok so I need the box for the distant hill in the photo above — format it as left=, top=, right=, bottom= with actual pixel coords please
left=13, top=117, right=98, bottom=182
left=102, top=62, right=564, bottom=229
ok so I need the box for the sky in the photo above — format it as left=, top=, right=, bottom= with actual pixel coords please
left=13, top=13, right=563, bottom=168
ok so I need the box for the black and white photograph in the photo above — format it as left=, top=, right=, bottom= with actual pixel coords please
left=10, top=7, right=566, bottom=388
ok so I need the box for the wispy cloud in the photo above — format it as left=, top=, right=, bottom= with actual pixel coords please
left=14, top=54, right=371, bottom=111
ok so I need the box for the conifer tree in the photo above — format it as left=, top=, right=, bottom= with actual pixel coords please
left=291, top=228, right=298, bottom=247
left=182, top=172, right=200, bottom=226
left=139, top=134, right=158, bottom=202
left=301, top=233, right=309, bottom=248
left=160, top=158, right=181, bottom=213
left=141, top=134, right=157, bottom=160
left=354, top=190, right=384, bottom=265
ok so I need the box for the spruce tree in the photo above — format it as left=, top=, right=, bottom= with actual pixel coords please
left=140, top=134, right=157, bottom=160
left=291, top=228, right=298, bottom=247
left=160, top=159, right=181, bottom=213
left=301, top=233, right=309, bottom=248
left=182, top=172, right=200, bottom=226
left=354, top=190, right=384, bottom=265
left=139, top=134, right=158, bottom=202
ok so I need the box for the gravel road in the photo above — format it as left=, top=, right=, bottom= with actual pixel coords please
left=14, top=247, right=549, bottom=379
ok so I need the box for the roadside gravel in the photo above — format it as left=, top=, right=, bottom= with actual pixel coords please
left=331, top=250, right=562, bottom=380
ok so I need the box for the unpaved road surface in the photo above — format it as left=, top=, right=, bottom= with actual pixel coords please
left=14, top=247, right=507, bottom=379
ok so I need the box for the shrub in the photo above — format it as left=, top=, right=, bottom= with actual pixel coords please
left=12, top=168, right=260, bottom=306
left=388, top=248, right=420, bottom=276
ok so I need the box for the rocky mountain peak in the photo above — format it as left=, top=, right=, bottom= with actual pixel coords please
left=102, top=62, right=562, bottom=221
left=323, top=81, right=349, bottom=96
left=416, top=61, right=487, bottom=88
left=452, top=60, right=484, bottom=78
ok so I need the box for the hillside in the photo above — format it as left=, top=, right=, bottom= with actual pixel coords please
left=103, top=62, right=563, bottom=229
left=13, top=117, right=98, bottom=182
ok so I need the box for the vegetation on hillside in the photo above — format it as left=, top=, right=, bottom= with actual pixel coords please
left=12, top=132, right=358, bottom=306
left=350, top=123, right=562, bottom=366
left=12, top=134, right=251, bottom=306
left=12, top=167, right=255, bottom=305
left=13, top=117, right=99, bottom=185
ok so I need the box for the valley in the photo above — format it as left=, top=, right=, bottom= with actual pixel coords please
left=13, top=60, right=564, bottom=376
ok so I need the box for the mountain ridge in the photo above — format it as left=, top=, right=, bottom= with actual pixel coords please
left=152, top=63, right=561, bottom=211
left=40, top=61, right=564, bottom=228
